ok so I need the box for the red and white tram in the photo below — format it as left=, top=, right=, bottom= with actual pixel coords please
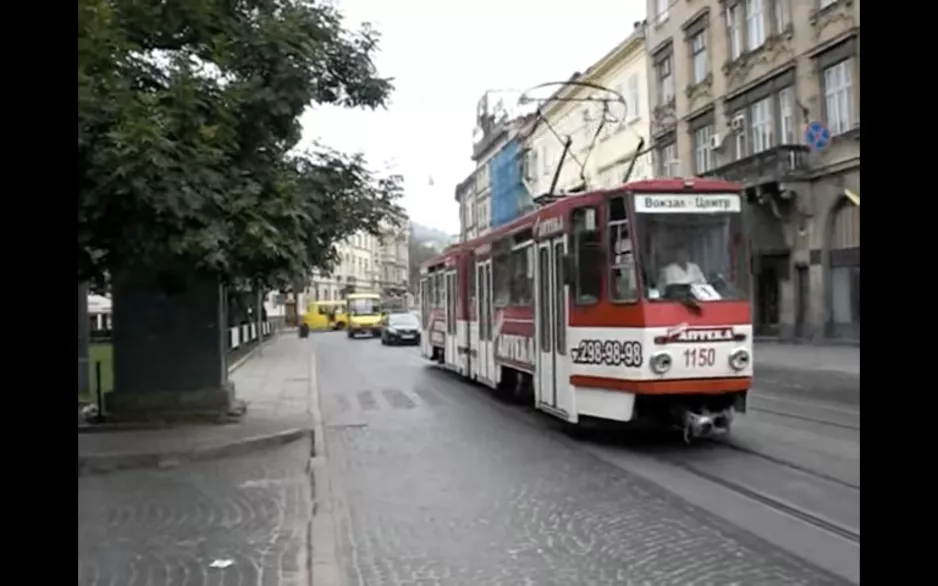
left=419, top=178, right=753, bottom=439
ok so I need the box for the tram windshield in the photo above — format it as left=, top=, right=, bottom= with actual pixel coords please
left=633, top=192, right=748, bottom=302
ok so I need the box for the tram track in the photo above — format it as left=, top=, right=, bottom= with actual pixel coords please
left=748, top=405, right=860, bottom=430
left=426, top=364, right=861, bottom=550
left=657, top=449, right=861, bottom=545
left=712, top=438, right=860, bottom=490
left=747, top=392, right=860, bottom=431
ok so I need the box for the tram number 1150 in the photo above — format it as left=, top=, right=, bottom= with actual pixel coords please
left=683, top=347, right=716, bottom=368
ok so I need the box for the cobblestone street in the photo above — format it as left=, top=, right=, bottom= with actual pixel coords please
left=78, top=441, right=312, bottom=586
left=78, top=335, right=315, bottom=586
left=77, top=334, right=856, bottom=586
left=315, top=333, right=851, bottom=586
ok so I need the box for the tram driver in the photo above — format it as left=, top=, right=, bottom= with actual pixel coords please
left=658, top=246, right=707, bottom=289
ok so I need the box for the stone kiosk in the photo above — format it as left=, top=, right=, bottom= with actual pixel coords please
left=105, top=273, right=234, bottom=421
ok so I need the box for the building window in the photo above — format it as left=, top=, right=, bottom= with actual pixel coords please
left=523, top=149, right=537, bottom=181
left=727, top=3, right=743, bottom=60
left=657, top=142, right=679, bottom=176
left=693, top=125, right=714, bottom=174
left=824, top=60, right=853, bottom=135
left=656, top=53, right=674, bottom=106
left=626, top=75, right=641, bottom=121
left=690, top=30, right=708, bottom=84
left=778, top=87, right=795, bottom=143
left=745, top=0, right=766, bottom=50
left=655, top=0, right=669, bottom=23
left=732, top=111, right=747, bottom=159
left=582, top=108, right=594, bottom=144
left=749, top=96, right=774, bottom=153
left=774, top=0, right=791, bottom=31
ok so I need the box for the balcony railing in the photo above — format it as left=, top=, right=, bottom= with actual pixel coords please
left=702, top=144, right=810, bottom=185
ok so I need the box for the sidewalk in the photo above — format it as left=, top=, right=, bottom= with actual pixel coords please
left=755, top=342, right=859, bottom=376
left=78, top=333, right=314, bottom=475
left=753, top=342, right=859, bottom=407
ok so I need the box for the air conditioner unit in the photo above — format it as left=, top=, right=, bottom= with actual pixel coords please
left=730, top=115, right=746, bottom=132
left=708, top=134, right=722, bottom=150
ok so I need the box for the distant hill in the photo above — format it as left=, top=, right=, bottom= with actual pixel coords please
left=409, top=222, right=450, bottom=246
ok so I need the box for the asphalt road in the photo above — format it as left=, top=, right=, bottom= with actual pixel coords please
left=314, top=332, right=858, bottom=586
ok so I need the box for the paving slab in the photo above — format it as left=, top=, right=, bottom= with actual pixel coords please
left=78, top=333, right=315, bottom=475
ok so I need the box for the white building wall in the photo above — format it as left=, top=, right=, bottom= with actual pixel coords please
left=306, top=230, right=381, bottom=303
left=524, top=28, right=650, bottom=196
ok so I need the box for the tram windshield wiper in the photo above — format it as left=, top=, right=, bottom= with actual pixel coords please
left=664, top=285, right=702, bottom=314
left=678, top=292, right=702, bottom=314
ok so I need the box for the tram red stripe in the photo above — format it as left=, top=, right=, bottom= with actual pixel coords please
left=570, top=375, right=750, bottom=395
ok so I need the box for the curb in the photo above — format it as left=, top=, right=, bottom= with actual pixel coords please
left=307, top=342, right=343, bottom=586
left=78, top=427, right=311, bottom=476
left=754, top=336, right=860, bottom=348
left=228, top=332, right=277, bottom=373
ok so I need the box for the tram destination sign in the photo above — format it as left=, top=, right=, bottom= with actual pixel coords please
left=635, top=193, right=741, bottom=214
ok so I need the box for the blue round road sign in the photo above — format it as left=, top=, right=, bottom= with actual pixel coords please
left=805, top=121, right=831, bottom=150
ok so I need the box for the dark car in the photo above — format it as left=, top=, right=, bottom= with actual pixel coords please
left=380, top=312, right=421, bottom=346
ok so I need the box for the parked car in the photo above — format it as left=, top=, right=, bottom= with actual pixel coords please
left=380, top=312, right=421, bottom=346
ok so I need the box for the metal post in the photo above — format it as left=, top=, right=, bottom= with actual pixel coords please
left=255, top=286, right=264, bottom=355
left=95, top=361, right=104, bottom=419
left=78, top=283, right=90, bottom=396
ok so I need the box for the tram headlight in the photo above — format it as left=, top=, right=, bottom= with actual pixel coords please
left=650, top=351, right=672, bottom=374
left=729, top=348, right=751, bottom=371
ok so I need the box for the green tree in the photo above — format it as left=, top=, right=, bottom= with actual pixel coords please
left=78, top=0, right=403, bottom=291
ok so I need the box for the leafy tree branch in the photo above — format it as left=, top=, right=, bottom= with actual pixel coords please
left=78, top=0, right=402, bottom=292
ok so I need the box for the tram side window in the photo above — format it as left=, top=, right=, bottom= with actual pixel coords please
left=538, top=246, right=550, bottom=349
left=420, top=278, right=429, bottom=326
left=609, top=196, right=638, bottom=302
left=492, top=239, right=512, bottom=307
left=447, top=273, right=456, bottom=333
left=572, top=206, right=602, bottom=304
left=509, top=246, right=532, bottom=306
left=468, top=256, right=477, bottom=309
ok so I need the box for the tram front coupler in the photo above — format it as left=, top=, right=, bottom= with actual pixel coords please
left=675, top=407, right=734, bottom=443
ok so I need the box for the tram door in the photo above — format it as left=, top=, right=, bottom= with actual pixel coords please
left=444, top=270, right=458, bottom=369
left=476, top=259, right=494, bottom=385
left=535, top=236, right=573, bottom=420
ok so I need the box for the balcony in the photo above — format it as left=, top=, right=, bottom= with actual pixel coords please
left=702, top=145, right=810, bottom=186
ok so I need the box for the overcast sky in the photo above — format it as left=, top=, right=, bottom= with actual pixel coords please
left=299, top=0, right=647, bottom=234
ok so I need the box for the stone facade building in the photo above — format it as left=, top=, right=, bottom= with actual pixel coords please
left=645, top=0, right=859, bottom=341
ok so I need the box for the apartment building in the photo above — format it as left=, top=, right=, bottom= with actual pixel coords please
left=522, top=23, right=652, bottom=197
left=458, top=93, right=534, bottom=243
left=306, top=231, right=381, bottom=302
left=456, top=176, right=474, bottom=242
left=377, top=219, right=410, bottom=296
left=646, top=0, right=859, bottom=341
